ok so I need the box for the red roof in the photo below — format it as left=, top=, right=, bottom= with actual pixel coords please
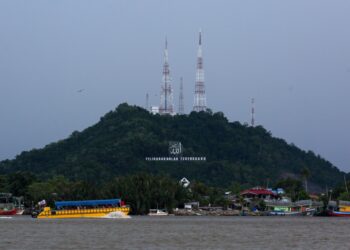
left=240, top=187, right=276, bottom=196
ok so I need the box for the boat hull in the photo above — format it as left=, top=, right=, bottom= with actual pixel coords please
left=148, top=209, right=168, bottom=216
left=269, top=211, right=303, bottom=216
left=148, top=213, right=168, bottom=216
left=0, top=209, right=17, bottom=216
left=327, top=210, right=350, bottom=217
left=16, top=208, right=24, bottom=215
left=37, top=207, right=130, bottom=219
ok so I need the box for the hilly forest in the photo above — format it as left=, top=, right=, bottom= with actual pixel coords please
left=0, top=103, right=349, bottom=214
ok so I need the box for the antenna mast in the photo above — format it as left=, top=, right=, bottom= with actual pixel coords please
left=145, top=93, right=149, bottom=111
left=251, top=98, right=255, bottom=127
left=193, top=29, right=207, bottom=112
left=179, top=77, right=184, bottom=114
left=159, top=37, right=174, bottom=115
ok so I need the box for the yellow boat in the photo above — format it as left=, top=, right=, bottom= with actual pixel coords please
left=34, top=199, right=130, bottom=219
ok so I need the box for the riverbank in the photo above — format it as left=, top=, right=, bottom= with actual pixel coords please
left=173, top=209, right=261, bottom=216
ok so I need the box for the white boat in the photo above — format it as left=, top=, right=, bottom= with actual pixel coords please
left=148, top=209, right=168, bottom=216
left=269, top=211, right=302, bottom=216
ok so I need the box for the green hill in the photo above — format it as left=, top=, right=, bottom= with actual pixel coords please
left=0, top=103, right=345, bottom=190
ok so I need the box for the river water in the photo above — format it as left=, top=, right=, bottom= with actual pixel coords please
left=1, top=216, right=350, bottom=250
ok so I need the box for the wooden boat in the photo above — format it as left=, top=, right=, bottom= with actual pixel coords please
left=327, top=210, right=350, bottom=217
left=327, top=201, right=350, bottom=217
left=0, top=193, right=23, bottom=216
left=268, top=211, right=303, bottom=216
left=0, top=208, right=17, bottom=216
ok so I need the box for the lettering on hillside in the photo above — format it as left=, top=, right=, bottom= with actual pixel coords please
left=169, top=141, right=182, bottom=155
left=145, top=141, right=206, bottom=162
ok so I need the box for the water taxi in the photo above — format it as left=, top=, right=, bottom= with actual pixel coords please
left=33, top=198, right=130, bottom=219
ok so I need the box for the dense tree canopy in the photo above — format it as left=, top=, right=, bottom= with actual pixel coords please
left=0, top=103, right=345, bottom=193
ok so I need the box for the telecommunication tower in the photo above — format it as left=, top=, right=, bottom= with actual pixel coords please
left=193, top=29, right=207, bottom=112
left=178, top=77, right=184, bottom=114
left=251, top=98, right=255, bottom=127
left=145, top=93, right=149, bottom=111
left=159, top=38, right=174, bottom=115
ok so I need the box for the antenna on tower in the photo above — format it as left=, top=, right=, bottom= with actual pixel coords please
left=251, top=98, right=255, bottom=127
left=179, top=77, right=184, bottom=114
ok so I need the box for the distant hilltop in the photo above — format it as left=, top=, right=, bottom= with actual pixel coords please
left=0, top=103, right=346, bottom=191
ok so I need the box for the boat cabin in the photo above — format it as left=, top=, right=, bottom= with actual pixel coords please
left=55, top=199, right=123, bottom=210
left=338, top=200, right=350, bottom=212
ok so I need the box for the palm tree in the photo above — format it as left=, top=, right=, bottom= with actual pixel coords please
left=301, top=167, right=311, bottom=193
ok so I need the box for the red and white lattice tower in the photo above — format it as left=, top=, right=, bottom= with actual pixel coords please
left=178, top=77, right=185, bottom=114
left=193, top=29, right=207, bottom=112
left=159, top=38, right=174, bottom=115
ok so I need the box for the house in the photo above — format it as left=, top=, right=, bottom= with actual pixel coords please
left=184, top=202, right=199, bottom=210
left=179, top=177, right=190, bottom=188
left=240, top=187, right=278, bottom=200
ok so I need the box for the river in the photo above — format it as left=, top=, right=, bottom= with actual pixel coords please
left=1, top=216, right=350, bottom=249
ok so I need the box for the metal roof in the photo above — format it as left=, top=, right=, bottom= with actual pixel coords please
left=55, top=199, right=121, bottom=209
left=241, top=188, right=276, bottom=196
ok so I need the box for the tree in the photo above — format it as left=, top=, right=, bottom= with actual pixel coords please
left=6, top=171, right=36, bottom=196
left=103, top=173, right=188, bottom=215
left=338, top=192, right=350, bottom=201
left=275, top=178, right=307, bottom=201
left=0, top=175, right=7, bottom=192
left=300, top=167, right=311, bottom=193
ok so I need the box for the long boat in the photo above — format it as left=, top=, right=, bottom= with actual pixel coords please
left=327, top=200, right=350, bottom=217
left=0, top=193, right=24, bottom=216
left=268, top=211, right=303, bottom=216
left=327, top=210, right=350, bottom=217
left=33, top=199, right=130, bottom=219
left=0, top=208, right=17, bottom=216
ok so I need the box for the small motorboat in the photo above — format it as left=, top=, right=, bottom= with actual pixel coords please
left=148, top=209, right=169, bottom=216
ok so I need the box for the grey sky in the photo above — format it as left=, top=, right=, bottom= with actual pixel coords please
left=0, top=0, right=349, bottom=171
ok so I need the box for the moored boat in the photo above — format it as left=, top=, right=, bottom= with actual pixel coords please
left=327, top=210, right=350, bottom=217
left=33, top=198, right=130, bottom=219
left=0, top=193, right=24, bottom=216
left=148, top=209, right=168, bottom=216
left=0, top=208, right=17, bottom=216
left=268, top=210, right=303, bottom=216
left=327, top=200, right=350, bottom=217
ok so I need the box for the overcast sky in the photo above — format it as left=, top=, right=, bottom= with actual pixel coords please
left=0, top=0, right=349, bottom=172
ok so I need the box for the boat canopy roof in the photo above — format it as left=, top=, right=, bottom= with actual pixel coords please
left=55, top=199, right=121, bottom=209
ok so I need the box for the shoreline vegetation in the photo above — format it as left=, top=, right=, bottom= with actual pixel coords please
left=1, top=172, right=350, bottom=216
